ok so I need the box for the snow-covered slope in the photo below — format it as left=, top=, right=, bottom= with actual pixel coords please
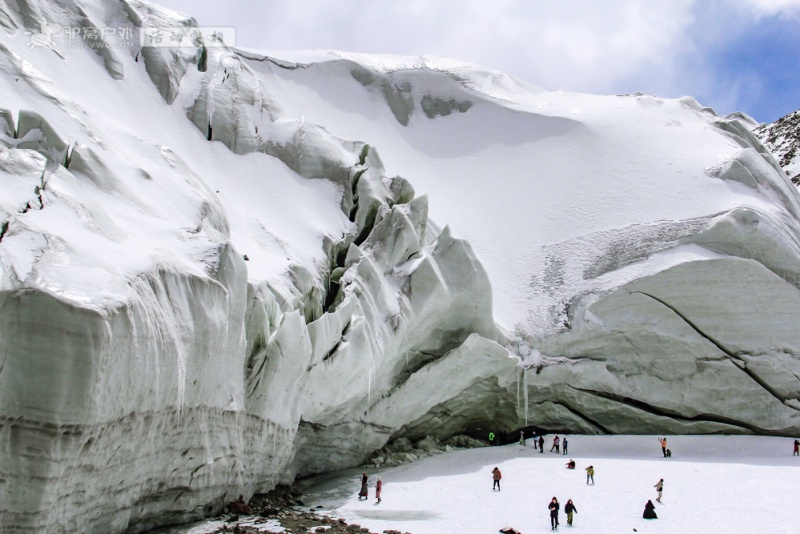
left=1, top=1, right=799, bottom=532
left=754, top=109, right=800, bottom=186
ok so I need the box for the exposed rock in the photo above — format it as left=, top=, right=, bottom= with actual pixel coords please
left=754, top=109, right=800, bottom=186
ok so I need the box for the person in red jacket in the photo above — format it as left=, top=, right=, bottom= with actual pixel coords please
left=492, top=467, right=502, bottom=491
left=375, top=476, right=382, bottom=503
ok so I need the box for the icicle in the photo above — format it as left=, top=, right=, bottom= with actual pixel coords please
left=367, top=364, right=372, bottom=406
left=524, top=367, right=529, bottom=427
left=271, top=421, right=278, bottom=458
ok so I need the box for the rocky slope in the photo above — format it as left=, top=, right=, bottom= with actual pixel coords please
left=754, top=109, right=800, bottom=186
left=1, top=1, right=799, bottom=533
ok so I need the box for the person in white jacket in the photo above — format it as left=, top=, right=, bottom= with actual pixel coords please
left=654, top=478, right=664, bottom=503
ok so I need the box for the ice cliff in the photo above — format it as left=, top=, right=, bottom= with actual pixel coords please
left=1, top=1, right=800, bottom=532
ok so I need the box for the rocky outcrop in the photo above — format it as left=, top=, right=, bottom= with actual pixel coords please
left=754, top=109, right=800, bottom=186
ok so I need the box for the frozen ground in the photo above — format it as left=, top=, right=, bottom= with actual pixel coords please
left=289, top=435, right=798, bottom=534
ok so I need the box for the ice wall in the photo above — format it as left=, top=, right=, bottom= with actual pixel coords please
left=1, top=1, right=800, bottom=533
left=0, top=2, right=508, bottom=531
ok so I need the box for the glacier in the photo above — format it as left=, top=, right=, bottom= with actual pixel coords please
left=1, top=1, right=799, bottom=532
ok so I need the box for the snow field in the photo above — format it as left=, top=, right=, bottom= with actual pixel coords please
left=303, top=435, right=800, bottom=534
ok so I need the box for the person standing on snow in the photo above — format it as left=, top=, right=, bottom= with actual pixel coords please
left=548, top=496, right=560, bottom=530
left=654, top=478, right=664, bottom=502
left=658, top=437, right=667, bottom=457
left=520, top=430, right=526, bottom=445
left=562, top=437, right=568, bottom=455
left=538, top=435, right=545, bottom=453
left=793, top=439, right=799, bottom=456
left=358, top=472, right=368, bottom=500
left=492, top=467, right=502, bottom=491
left=375, top=476, right=382, bottom=504
left=585, top=465, right=594, bottom=484
left=564, top=498, right=578, bottom=526
left=489, top=431, right=496, bottom=446
left=550, top=435, right=560, bottom=453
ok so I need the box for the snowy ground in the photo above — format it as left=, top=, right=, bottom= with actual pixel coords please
left=175, top=435, right=800, bottom=534
left=291, top=435, right=799, bottom=534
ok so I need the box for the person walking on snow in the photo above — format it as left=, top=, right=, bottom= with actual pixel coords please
left=551, top=435, right=560, bottom=453
left=585, top=465, right=594, bottom=484
left=358, top=472, right=368, bottom=500
left=658, top=437, right=667, bottom=457
left=538, top=435, right=545, bottom=453
left=492, top=467, right=502, bottom=491
left=548, top=497, right=560, bottom=530
left=564, top=499, right=578, bottom=526
left=654, top=478, right=664, bottom=503
left=562, top=437, right=568, bottom=455
left=793, top=439, right=799, bottom=456
left=375, top=476, right=382, bottom=503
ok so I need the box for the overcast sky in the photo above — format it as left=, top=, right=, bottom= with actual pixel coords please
left=154, top=0, right=799, bottom=123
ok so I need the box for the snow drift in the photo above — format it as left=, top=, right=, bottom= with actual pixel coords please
left=1, top=1, right=799, bottom=532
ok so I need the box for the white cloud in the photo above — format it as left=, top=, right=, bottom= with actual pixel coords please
left=153, top=0, right=796, bottom=120
left=737, top=0, right=800, bottom=17
left=156, top=0, right=696, bottom=92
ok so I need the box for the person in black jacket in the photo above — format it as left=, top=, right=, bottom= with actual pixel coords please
left=538, top=435, right=545, bottom=453
left=548, top=497, right=560, bottom=530
left=643, top=499, right=657, bottom=519
left=358, top=472, right=368, bottom=500
left=564, top=499, right=577, bottom=525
